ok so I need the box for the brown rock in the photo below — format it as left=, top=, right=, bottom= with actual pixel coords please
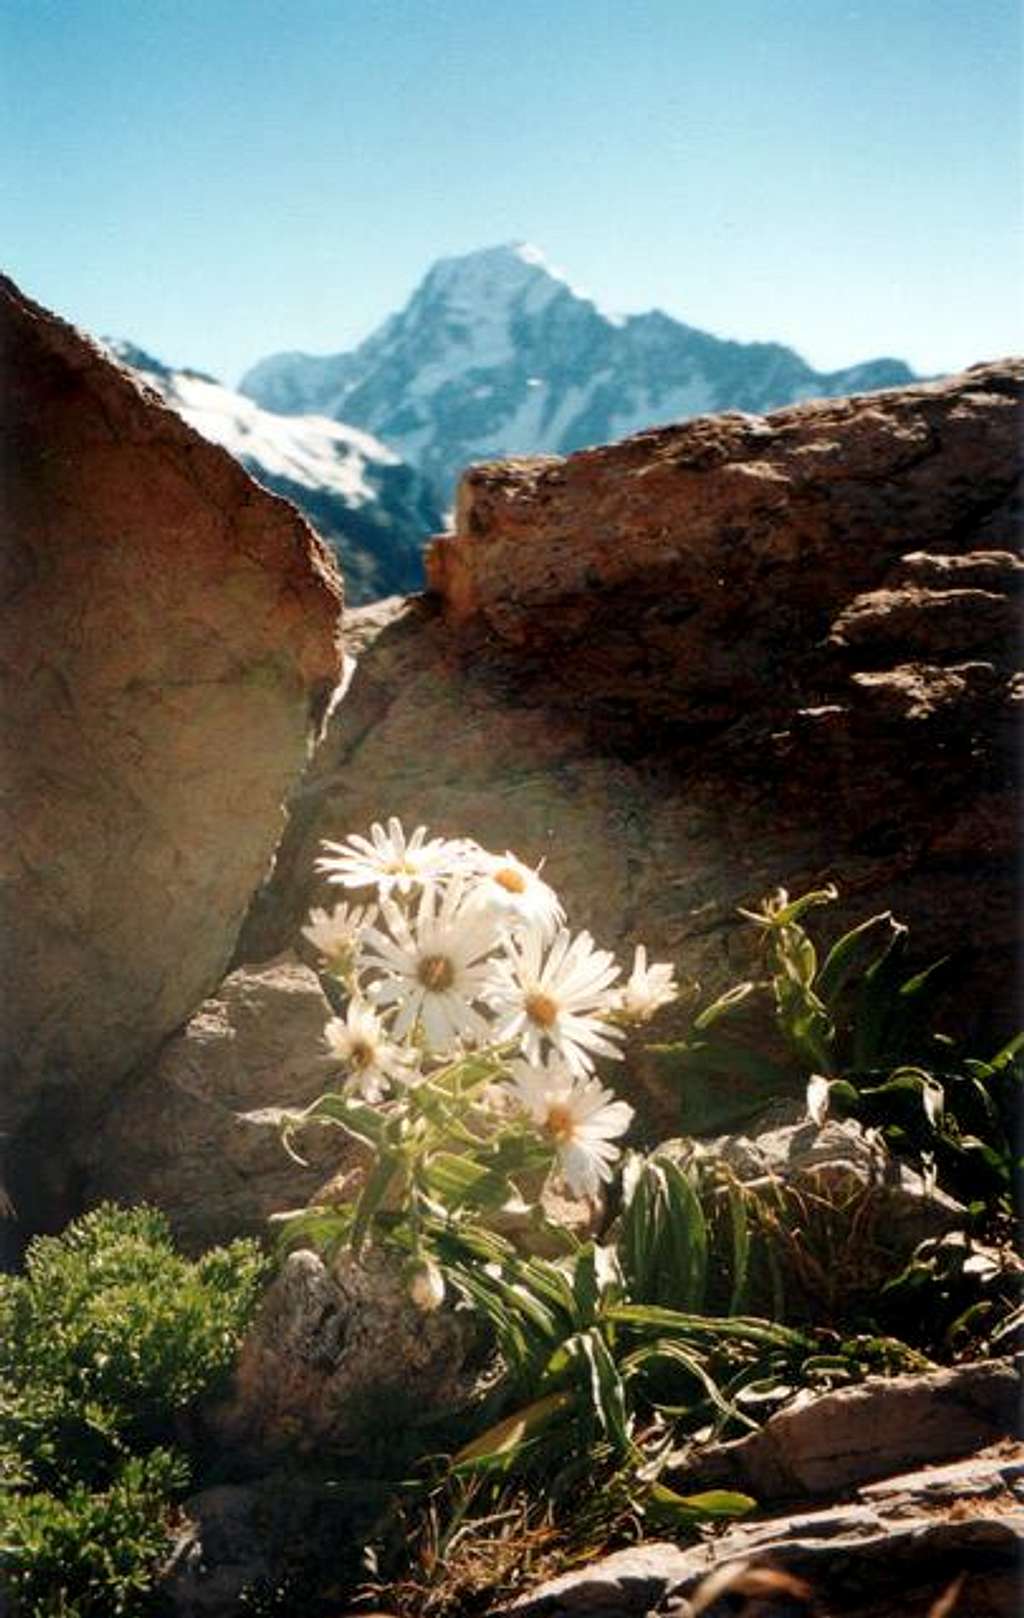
left=214, top=1246, right=476, bottom=1458
left=0, top=277, right=342, bottom=1229
left=82, top=956, right=363, bottom=1253
left=237, top=366, right=1021, bottom=1101
left=668, top=1358, right=1021, bottom=1501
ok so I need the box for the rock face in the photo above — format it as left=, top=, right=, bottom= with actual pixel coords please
left=0, top=277, right=343, bottom=1231
left=82, top=957, right=359, bottom=1254
left=238, top=364, right=1021, bottom=1079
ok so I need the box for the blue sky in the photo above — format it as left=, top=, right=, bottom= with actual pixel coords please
left=2, top=0, right=1020, bottom=385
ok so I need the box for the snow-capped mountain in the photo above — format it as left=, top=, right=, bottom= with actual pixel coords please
left=240, top=243, right=917, bottom=498
left=103, top=341, right=444, bottom=603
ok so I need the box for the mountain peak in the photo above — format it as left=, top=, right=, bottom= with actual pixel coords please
left=419, top=240, right=574, bottom=310
left=240, top=245, right=917, bottom=500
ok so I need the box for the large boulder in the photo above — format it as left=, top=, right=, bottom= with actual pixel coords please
left=0, top=277, right=343, bottom=1232
left=238, top=365, right=1021, bottom=1080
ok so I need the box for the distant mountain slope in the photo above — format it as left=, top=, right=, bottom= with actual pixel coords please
left=104, top=341, right=444, bottom=603
left=240, top=242, right=917, bottom=498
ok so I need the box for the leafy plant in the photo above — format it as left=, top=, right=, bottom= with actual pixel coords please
left=0, top=1204, right=268, bottom=1617
left=431, top=1152, right=867, bottom=1528
left=0, top=1203, right=267, bottom=1491
left=654, top=887, right=1022, bottom=1221
left=0, top=1451, right=188, bottom=1618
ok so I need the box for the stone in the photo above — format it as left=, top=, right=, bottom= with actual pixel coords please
left=160, top=1485, right=273, bottom=1617
left=82, top=956, right=363, bottom=1253
left=667, top=1358, right=1021, bottom=1501
left=505, top=1444, right=1024, bottom=1616
left=236, top=366, right=1021, bottom=1128
left=675, top=1105, right=965, bottom=1234
left=0, top=276, right=343, bottom=1234
left=213, top=1246, right=476, bottom=1459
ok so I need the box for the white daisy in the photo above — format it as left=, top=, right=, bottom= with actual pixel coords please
left=315, top=817, right=473, bottom=898
left=465, top=849, right=565, bottom=938
left=506, top=1057, right=634, bottom=1198
left=301, top=900, right=377, bottom=976
left=616, top=944, right=679, bottom=1022
left=323, top=998, right=416, bottom=1101
left=484, top=926, right=624, bottom=1077
left=358, top=877, right=501, bottom=1053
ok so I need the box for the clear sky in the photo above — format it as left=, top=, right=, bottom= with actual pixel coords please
left=2, top=0, right=1020, bottom=386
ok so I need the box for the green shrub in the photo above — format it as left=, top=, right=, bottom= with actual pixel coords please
left=0, top=1451, right=188, bottom=1618
left=0, top=1203, right=266, bottom=1490
left=0, top=1204, right=268, bottom=1616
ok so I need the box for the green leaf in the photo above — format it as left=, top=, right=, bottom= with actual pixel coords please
left=645, top=1482, right=755, bottom=1524
left=986, top=1032, right=1024, bottom=1072
left=300, top=1091, right=389, bottom=1148
left=724, top=1174, right=751, bottom=1316
left=349, top=1150, right=402, bottom=1256
left=817, top=911, right=894, bottom=1005
left=571, top=1244, right=605, bottom=1326
left=423, top=1139, right=549, bottom=1212
left=756, top=885, right=838, bottom=930
left=619, top=1156, right=708, bottom=1312
left=623, top=1338, right=748, bottom=1429
left=576, top=1329, right=632, bottom=1456
left=608, top=1303, right=810, bottom=1351
left=851, top=919, right=909, bottom=1068
left=451, top=1390, right=575, bottom=1472
left=693, top=982, right=757, bottom=1031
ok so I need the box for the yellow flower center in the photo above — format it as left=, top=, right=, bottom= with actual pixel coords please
left=525, top=991, right=559, bottom=1029
left=418, top=954, right=455, bottom=991
left=544, top=1102, right=576, bottom=1144
left=494, top=866, right=528, bottom=894
left=348, top=1039, right=375, bottom=1071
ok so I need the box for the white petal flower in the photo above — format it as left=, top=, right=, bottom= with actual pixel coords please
left=359, top=876, right=501, bottom=1054
left=464, top=849, right=565, bottom=939
left=315, top=817, right=475, bottom=898
left=616, top=945, right=679, bottom=1022
left=301, top=901, right=377, bottom=975
left=506, top=1057, right=634, bottom=1198
left=324, top=997, right=417, bottom=1101
left=484, top=926, right=624, bottom=1077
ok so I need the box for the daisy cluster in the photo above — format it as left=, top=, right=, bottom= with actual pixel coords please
left=301, top=818, right=678, bottom=1200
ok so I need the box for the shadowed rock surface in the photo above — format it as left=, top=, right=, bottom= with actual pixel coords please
left=82, top=957, right=361, bottom=1253
left=0, top=276, right=343, bottom=1234
left=238, top=364, right=1021, bottom=1087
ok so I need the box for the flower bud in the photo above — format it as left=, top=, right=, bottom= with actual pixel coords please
left=404, top=1256, right=445, bottom=1312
